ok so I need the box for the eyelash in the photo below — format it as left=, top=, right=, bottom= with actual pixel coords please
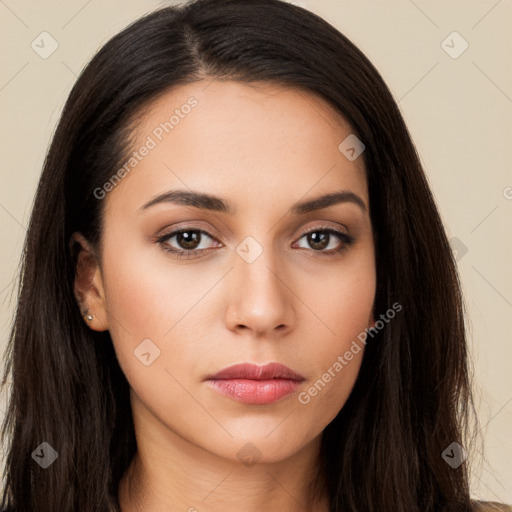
left=156, top=225, right=355, bottom=260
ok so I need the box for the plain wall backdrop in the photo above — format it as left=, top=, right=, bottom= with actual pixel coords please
left=0, top=0, right=511, bottom=503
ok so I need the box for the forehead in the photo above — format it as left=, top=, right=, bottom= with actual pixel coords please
left=105, top=79, right=368, bottom=217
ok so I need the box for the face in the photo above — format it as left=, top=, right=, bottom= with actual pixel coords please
left=75, top=79, right=376, bottom=464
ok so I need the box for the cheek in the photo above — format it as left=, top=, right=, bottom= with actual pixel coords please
left=99, top=239, right=215, bottom=382
left=314, top=271, right=375, bottom=334
left=295, top=285, right=371, bottom=433
left=294, top=254, right=375, bottom=422
left=304, top=247, right=376, bottom=351
left=101, top=232, right=214, bottom=335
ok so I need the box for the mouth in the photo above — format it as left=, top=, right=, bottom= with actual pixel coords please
left=205, top=362, right=305, bottom=405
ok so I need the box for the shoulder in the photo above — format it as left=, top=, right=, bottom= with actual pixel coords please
left=471, top=501, right=512, bottom=512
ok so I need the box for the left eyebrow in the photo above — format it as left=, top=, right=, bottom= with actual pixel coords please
left=290, top=190, right=367, bottom=214
left=139, top=189, right=367, bottom=214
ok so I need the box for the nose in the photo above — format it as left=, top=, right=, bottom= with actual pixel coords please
left=224, top=244, right=295, bottom=337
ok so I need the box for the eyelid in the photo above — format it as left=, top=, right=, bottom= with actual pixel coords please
left=155, top=221, right=221, bottom=241
left=297, top=222, right=350, bottom=238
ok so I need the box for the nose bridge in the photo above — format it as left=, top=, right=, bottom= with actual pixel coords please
left=227, top=233, right=292, bottom=333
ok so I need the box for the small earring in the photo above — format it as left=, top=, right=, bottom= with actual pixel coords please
left=82, top=309, right=94, bottom=321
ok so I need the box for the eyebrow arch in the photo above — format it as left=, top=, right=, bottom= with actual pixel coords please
left=139, top=189, right=367, bottom=214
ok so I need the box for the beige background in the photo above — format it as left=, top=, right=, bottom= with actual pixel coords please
left=0, top=0, right=510, bottom=503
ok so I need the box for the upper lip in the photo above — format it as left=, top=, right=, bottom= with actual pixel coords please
left=206, top=362, right=305, bottom=381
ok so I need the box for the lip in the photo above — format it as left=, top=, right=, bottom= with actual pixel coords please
left=205, top=362, right=305, bottom=405
left=206, top=362, right=305, bottom=381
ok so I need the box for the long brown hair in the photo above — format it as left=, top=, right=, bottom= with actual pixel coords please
left=1, top=0, right=478, bottom=510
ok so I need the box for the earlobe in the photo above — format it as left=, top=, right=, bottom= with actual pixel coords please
left=70, top=232, right=109, bottom=331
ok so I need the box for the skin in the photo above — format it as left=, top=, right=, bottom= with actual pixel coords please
left=73, top=79, right=376, bottom=512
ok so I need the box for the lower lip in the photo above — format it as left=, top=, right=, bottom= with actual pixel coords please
left=207, top=378, right=302, bottom=405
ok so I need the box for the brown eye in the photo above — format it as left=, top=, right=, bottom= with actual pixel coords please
left=172, top=230, right=202, bottom=250
left=294, top=227, right=355, bottom=255
left=157, top=228, right=220, bottom=258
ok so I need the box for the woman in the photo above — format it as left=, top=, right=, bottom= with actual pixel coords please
left=0, top=0, right=509, bottom=510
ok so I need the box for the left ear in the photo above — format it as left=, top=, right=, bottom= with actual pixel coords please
left=70, top=232, right=110, bottom=331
